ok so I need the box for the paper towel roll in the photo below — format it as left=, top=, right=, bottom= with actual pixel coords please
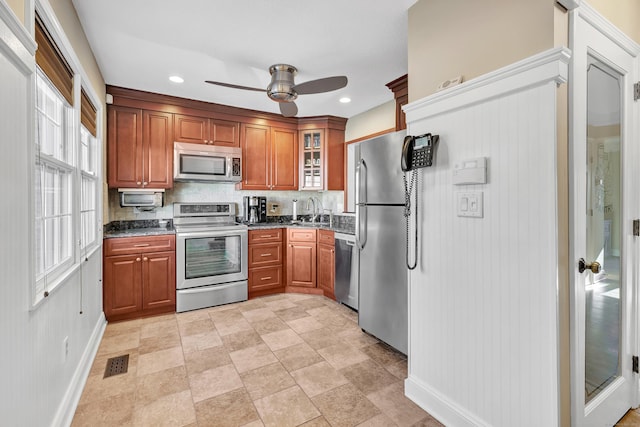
left=292, top=199, right=298, bottom=220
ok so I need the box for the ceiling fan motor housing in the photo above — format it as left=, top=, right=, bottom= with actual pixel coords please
left=267, top=64, right=298, bottom=102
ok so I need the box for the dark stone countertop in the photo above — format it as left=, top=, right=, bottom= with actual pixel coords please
left=104, top=226, right=175, bottom=239
left=103, top=215, right=354, bottom=239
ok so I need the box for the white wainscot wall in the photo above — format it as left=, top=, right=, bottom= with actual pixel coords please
left=403, top=48, right=570, bottom=427
left=0, top=4, right=105, bottom=426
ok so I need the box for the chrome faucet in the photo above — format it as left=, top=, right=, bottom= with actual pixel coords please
left=306, top=197, right=317, bottom=223
left=306, top=196, right=323, bottom=223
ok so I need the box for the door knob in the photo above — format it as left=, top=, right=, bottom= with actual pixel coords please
left=578, top=258, right=601, bottom=274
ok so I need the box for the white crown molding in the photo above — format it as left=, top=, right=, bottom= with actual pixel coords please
left=0, top=1, right=36, bottom=75
left=403, top=47, right=571, bottom=124
left=576, top=1, right=640, bottom=57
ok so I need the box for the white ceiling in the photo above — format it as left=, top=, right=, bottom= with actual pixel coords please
left=72, top=0, right=417, bottom=119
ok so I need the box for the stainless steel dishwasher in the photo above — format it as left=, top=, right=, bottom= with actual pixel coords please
left=334, top=232, right=359, bottom=310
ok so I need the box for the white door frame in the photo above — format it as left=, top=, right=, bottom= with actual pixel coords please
left=568, top=2, right=640, bottom=426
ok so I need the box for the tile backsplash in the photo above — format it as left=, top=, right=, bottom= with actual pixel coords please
left=107, top=182, right=349, bottom=222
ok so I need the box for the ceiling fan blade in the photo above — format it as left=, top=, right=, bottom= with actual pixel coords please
left=279, top=101, right=298, bottom=117
left=205, top=80, right=266, bottom=92
left=293, top=76, right=348, bottom=95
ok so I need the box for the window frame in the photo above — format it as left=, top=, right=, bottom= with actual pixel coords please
left=30, top=0, right=103, bottom=309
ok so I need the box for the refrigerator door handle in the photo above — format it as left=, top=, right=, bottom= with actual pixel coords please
left=355, top=159, right=368, bottom=250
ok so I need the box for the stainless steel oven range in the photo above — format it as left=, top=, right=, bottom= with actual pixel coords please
left=174, top=202, right=248, bottom=312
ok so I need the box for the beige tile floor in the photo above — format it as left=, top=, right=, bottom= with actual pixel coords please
left=72, top=293, right=442, bottom=427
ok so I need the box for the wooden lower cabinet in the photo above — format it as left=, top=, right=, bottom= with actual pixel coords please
left=249, top=227, right=337, bottom=299
left=317, top=230, right=335, bottom=299
left=248, top=228, right=284, bottom=298
left=286, top=228, right=322, bottom=295
left=103, top=235, right=176, bottom=321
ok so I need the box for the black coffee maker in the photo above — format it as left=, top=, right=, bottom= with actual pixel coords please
left=243, top=196, right=267, bottom=223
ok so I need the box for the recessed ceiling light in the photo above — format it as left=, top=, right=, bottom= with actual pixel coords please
left=339, top=97, right=351, bottom=103
left=169, top=75, right=184, bottom=83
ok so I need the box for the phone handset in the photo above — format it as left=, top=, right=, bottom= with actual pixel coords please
left=402, top=133, right=439, bottom=270
left=401, top=133, right=439, bottom=172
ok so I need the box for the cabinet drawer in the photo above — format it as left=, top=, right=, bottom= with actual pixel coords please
left=249, top=242, right=282, bottom=267
left=287, top=228, right=317, bottom=243
left=104, top=235, right=176, bottom=256
left=249, top=266, right=282, bottom=292
left=249, top=228, right=283, bottom=244
left=317, top=229, right=334, bottom=245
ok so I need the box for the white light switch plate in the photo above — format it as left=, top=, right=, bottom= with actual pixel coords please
left=456, top=191, right=483, bottom=218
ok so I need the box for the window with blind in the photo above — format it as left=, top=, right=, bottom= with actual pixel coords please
left=33, top=14, right=101, bottom=305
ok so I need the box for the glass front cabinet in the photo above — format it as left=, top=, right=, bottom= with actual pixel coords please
left=299, top=129, right=325, bottom=190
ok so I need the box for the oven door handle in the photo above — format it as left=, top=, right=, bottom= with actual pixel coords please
left=178, top=281, right=246, bottom=294
left=176, top=230, right=248, bottom=239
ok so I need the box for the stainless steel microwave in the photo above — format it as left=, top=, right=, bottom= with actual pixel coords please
left=174, top=142, right=242, bottom=183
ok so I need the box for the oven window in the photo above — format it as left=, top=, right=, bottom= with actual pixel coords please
left=184, top=235, right=241, bottom=279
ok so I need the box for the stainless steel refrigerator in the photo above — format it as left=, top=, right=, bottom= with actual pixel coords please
left=356, top=130, right=408, bottom=354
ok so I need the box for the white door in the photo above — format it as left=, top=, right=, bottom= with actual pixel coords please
left=569, top=5, right=639, bottom=426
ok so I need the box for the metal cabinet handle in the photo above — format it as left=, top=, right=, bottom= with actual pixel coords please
left=134, top=243, right=150, bottom=247
left=136, top=257, right=141, bottom=262
left=260, top=276, right=272, bottom=281
left=143, top=181, right=148, bottom=186
left=143, top=257, right=148, bottom=261
left=260, top=253, right=272, bottom=257
left=137, top=181, right=142, bottom=185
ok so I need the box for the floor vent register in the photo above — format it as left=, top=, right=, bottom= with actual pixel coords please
left=103, top=354, right=129, bottom=378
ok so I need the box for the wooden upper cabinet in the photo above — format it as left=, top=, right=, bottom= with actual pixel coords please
left=298, top=118, right=346, bottom=191
left=211, top=119, right=240, bottom=147
left=144, top=110, right=173, bottom=188
left=174, top=114, right=240, bottom=147
left=174, top=114, right=208, bottom=144
left=107, top=106, right=173, bottom=189
left=271, top=127, right=298, bottom=190
left=240, top=123, right=298, bottom=190
left=241, top=123, right=270, bottom=189
left=108, top=106, right=143, bottom=188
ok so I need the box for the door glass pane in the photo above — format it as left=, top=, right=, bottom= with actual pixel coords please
left=184, top=235, right=242, bottom=279
left=585, top=59, right=621, bottom=403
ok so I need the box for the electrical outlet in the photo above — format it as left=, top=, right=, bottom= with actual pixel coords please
left=63, top=336, right=69, bottom=362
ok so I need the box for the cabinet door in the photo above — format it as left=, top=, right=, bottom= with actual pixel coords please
left=299, top=129, right=324, bottom=190
left=287, top=242, right=316, bottom=288
left=174, top=114, right=209, bottom=144
left=143, top=110, right=173, bottom=189
left=242, top=123, right=270, bottom=189
left=107, top=106, right=143, bottom=188
left=141, top=251, right=176, bottom=311
left=271, top=127, right=298, bottom=190
left=211, top=119, right=240, bottom=147
left=103, top=254, right=142, bottom=319
left=317, top=243, right=335, bottom=296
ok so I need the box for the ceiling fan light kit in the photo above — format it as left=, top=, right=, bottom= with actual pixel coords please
left=267, top=64, right=298, bottom=102
left=205, top=63, right=348, bottom=117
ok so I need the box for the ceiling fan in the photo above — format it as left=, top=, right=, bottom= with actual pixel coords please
left=205, top=64, right=348, bottom=117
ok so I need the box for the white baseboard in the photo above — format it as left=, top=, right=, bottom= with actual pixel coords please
left=52, top=313, right=107, bottom=427
left=405, top=376, right=491, bottom=427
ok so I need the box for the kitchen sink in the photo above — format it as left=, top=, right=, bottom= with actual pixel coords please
left=287, top=221, right=330, bottom=228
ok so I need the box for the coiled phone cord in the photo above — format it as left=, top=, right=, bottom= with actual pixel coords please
left=404, top=169, right=419, bottom=270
